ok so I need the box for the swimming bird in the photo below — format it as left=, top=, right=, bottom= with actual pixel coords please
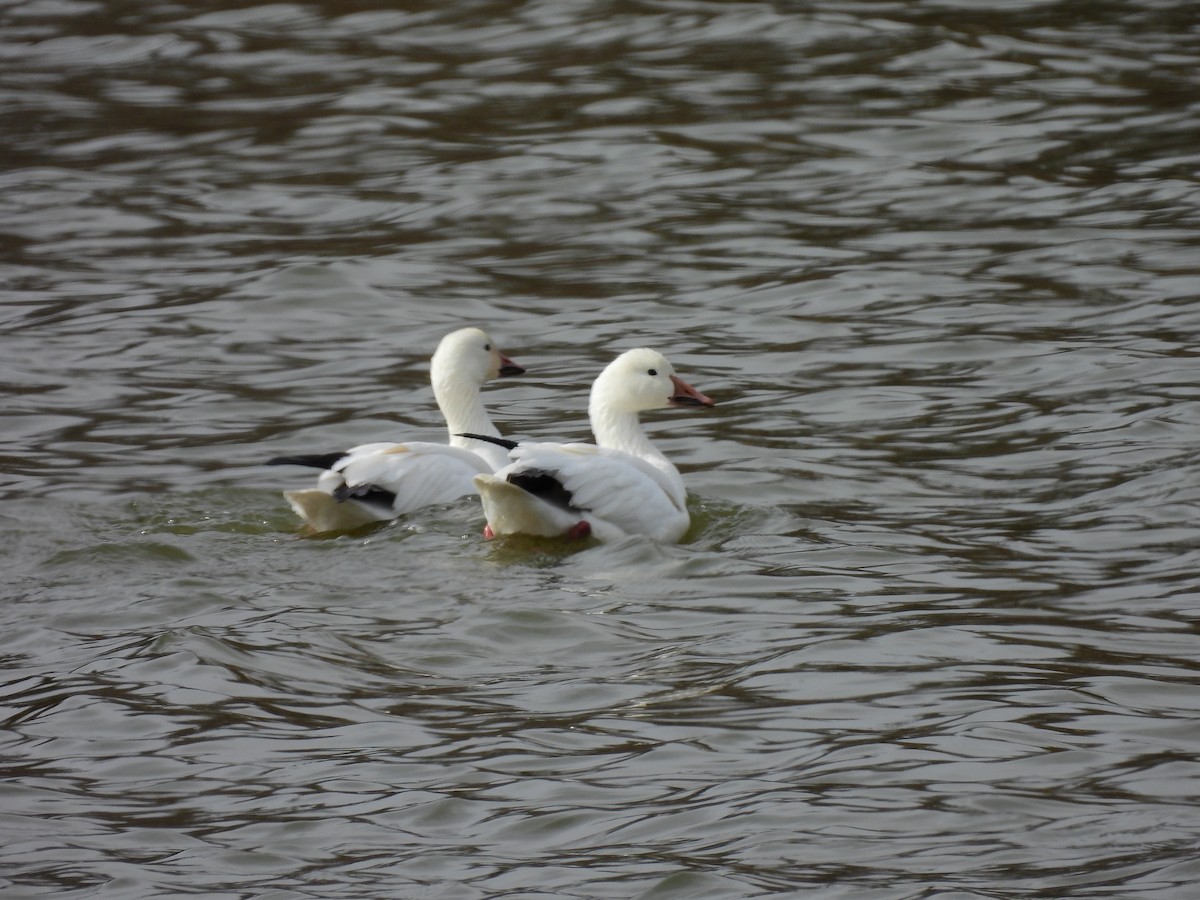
left=470, top=347, right=714, bottom=543
left=269, top=327, right=524, bottom=532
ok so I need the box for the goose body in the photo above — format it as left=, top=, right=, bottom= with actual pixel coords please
left=270, top=327, right=523, bottom=532
left=473, top=348, right=714, bottom=543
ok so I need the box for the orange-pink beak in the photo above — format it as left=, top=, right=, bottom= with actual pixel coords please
left=668, top=374, right=715, bottom=408
left=498, top=353, right=525, bottom=377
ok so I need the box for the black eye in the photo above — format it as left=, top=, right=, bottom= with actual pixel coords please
left=484, top=343, right=491, bottom=351
left=647, top=368, right=657, bottom=376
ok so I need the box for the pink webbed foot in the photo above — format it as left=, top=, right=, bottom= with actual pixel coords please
left=566, top=521, right=591, bottom=540
left=483, top=523, right=495, bottom=540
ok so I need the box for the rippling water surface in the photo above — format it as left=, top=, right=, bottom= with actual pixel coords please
left=3, top=1, right=1199, bottom=896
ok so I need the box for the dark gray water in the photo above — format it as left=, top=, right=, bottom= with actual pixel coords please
left=3, top=1, right=1199, bottom=897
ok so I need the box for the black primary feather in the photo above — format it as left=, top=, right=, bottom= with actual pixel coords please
left=267, top=452, right=346, bottom=470
left=508, top=468, right=579, bottom=512
left=457, top=432, right=520, bottom=450
left=332, top=482, right=397, bottom=511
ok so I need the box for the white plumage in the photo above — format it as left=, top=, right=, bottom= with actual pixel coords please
left=473, top=348, right=714, bottom=543
left=270, top=327, right=523, bottom=532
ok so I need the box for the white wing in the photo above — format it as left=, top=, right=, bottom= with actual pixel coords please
left=488, top=442, right=690, bottom=543
left=329, top=441, right=493, bottom=515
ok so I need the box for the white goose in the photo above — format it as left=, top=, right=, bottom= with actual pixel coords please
left=471, top=348, right=714, bottom=543
left=269, top=327, right=524, bottom=532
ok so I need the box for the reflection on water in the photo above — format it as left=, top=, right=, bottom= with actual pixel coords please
left=2, top=0, right=1199, bottom=896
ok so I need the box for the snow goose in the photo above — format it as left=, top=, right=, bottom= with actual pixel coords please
left=470, top=347, right=714, bottom=543
left=269, top=327, right=524, bottom=532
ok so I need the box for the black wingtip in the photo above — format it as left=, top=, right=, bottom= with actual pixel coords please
left=508, top=468, right=578, bottom=512
left=332, top=483, right=397, bottom=512
left=266, top=452, right=347, bottom=470
left=457, top=433, right=520, bottom=450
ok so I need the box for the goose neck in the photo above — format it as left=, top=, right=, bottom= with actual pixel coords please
left=589, top=399, right=663, bottom=463
left=435, top=377, right=497, bottom=440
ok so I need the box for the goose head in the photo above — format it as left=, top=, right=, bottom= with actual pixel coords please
left=589, top=348, right=714, bottom=416
left=432, top=327, right=524, bottom=388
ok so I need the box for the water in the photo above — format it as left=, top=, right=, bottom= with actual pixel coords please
left=2, top=0, right=1199, bottom=896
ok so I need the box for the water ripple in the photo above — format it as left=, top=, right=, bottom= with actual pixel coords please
left=2, top=0, right=1199, bottom=896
